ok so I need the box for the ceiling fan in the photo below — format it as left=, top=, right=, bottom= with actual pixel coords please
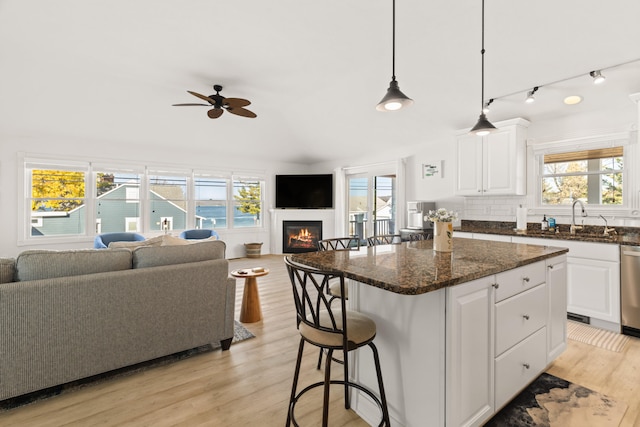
left=172, top=84, right=256, bottom=119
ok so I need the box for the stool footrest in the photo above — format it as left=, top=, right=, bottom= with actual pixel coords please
left=289, top=380, right=388, bottom=427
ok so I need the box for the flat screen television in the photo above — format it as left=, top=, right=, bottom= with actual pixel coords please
left=275, top=174, right=334, bottom=209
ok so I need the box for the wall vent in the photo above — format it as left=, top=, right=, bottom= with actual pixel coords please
left=567, top=312, right=590, bottom=324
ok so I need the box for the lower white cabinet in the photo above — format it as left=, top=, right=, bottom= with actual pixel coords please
left=547, top=255, right=568, bottom=361
left=495, top=327, right=548, bottom=409
left=446, top=275, right=495, bottom=427
left=446, top=257, right=567, bottom=426
left=511, top=237, right=620, bottom=331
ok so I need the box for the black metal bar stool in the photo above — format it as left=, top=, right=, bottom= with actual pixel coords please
left=284, top=257, right=390, bottom=427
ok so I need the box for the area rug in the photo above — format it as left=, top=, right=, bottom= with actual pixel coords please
left=567, top=321, right=630, bottom=352
left=484, top=373, right=627, bottom=427
left=0, top=321, right=254, bottom=411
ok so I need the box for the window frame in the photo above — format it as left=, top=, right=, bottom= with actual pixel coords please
left=527, top=131, right=638, bottom=217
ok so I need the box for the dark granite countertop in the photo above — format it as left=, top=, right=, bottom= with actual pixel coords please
left=460, top=220, right=640, bottom=246
left=290, top=238, right=568, bottom=295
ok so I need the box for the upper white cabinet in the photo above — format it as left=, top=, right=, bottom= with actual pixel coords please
left=455, top=118, right=530, bottom=196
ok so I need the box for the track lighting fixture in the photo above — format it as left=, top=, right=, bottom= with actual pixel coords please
left=469, top=0, right=497, bottom=136
left=590, top=70, right=606, bottom=84
left=525, top=86, right=539, bottom=103
left=376, top=0, right=413, bottom=112
left=482, top=99, right=494, bottom=114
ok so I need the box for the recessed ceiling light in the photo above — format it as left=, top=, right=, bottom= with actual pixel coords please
left=564, top=95, right=583, bottom=105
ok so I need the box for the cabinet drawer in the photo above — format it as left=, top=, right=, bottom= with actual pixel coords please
left=495, top=283, right=547, bottom=355
left=495, top=327, right=547, bottom=410
left=495, top=261, right=545, bottom=302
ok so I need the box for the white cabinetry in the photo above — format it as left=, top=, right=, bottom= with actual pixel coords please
left=446, top=275, right=495, bottom=427
left=446, top=258, right=566, bottom=426
left=547, top=255, right=568, bottom=361
left=493, top=262, right=548, bottom=410
left=455, top=118, right=530, bottom=196
left=512, top=236, right=620, bottom=332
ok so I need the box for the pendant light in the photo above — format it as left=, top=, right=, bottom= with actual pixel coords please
left=376, top=0, right=413, bottom=111
left=469, top=0, right=497, bottom=135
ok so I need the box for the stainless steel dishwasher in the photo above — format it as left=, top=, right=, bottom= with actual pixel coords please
left=621, top=245, right=640, bottom=337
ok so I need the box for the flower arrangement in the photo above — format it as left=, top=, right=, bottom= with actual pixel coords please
left=425, top=208, right=458, bottom=223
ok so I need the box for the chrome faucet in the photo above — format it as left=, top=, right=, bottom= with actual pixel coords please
left=599, top=214, right=616, bottom=236
left=570, top=200, right=587, bottom=235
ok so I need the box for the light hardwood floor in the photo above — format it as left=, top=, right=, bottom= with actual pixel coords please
left=1, top=254, right=639, bottom=427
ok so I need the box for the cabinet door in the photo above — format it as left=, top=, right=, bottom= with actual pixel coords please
left=455, top=133, right=483, bottom=195
left=567, top=257, right=620, bottom=324
left=547, top=256, right=567, bottom=362
left=446, top=275, right=495, bottom=427
left=455, top=120, right=527, bottom=196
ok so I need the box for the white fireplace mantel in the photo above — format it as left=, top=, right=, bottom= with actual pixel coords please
left=269, top=209, right=336, bottom=254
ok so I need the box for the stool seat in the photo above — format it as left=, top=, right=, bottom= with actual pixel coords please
left=300, top=310, right=376, bottom=348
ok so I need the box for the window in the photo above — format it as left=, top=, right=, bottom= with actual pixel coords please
left=531, top=131, right=635, bottom=214
left=29, top=168, right=88, bottom=237
left=95, top=170, right=142, bottom=234
left=233, top=177, right=264, bottom=228
left=21, top=155, right=266, bottom=244
left=148, top=173, right=188, bottom=232
left=194, top=175, right=228, bottom=229
left=541, top=147, right=623, bottom=206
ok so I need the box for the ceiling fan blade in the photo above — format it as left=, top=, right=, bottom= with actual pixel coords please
left=207, top=108, right=224, bottom=119
left=172, top=103, right=210, bottom=106
left=224, top=98, right=251, bottom=108
left=226, top=106, right=257, bottom=118
left=188, top=91, right=215, bottom=104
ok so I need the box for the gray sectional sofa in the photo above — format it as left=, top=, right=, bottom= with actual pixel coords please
left=0, top=239, right=236, bottom=401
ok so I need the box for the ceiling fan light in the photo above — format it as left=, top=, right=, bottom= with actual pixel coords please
left=376, top=79, right=414, bottom=111
left=470, top=113, right=498, bottom=136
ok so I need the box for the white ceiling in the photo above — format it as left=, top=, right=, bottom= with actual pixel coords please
left=1, top=0, right=639, bottom=165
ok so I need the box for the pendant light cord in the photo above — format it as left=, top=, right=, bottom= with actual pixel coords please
left=392, top=0, right=396, bottom=80
left=480, top=0, right=485, bottom=110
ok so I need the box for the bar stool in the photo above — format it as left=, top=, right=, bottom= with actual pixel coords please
left=366, top=234, right=402, bottom=246
left=284, top=257, right=390, bottom=427
left=315, top=236, right=359, bottom=369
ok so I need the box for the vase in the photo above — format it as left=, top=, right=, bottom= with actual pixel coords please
left=433, top=222, right=453, bottom=252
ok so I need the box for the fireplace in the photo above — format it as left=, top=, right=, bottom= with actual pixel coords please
left=283, top=220, right=322, bottom=253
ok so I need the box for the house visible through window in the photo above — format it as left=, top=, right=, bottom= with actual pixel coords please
left=541, top=146, right=623, bottom=206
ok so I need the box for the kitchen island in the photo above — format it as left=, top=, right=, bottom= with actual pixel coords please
left=291, top=238, right=568, bottom=427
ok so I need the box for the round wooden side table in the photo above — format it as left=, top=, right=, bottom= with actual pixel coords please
left=231, top=268, right=270, bottom=323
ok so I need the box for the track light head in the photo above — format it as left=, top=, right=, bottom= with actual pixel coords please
left=525, top=86, right=539, bottom=103
left=482, top=99, right=494, bottom=114
left=590, top=70, right=606, bottom=84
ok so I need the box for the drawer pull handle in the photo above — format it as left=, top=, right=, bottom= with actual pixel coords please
left=523, top=363, right=530, bottom=369
left=523, top=314, right=530, bottom=320
left=548, top=265, right=554, bottom=270
left=523, top=277, right=530, bottom=283
left=492, top=283, right=499, bottom=289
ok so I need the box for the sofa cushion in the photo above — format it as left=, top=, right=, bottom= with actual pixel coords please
left=108, top=235, right=164, bottom=249
left=0, top=258, right=16, bottom=283
left=133, top=239, right=226, bottom=269
left=15, top=249, right=133, bottom=282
